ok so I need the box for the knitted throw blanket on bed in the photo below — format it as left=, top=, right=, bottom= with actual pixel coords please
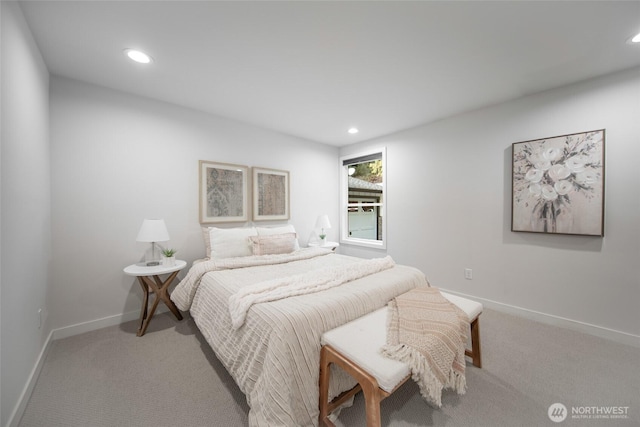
left=229, top=255, right=396, bottom=330
left=381, top=286, right=469, bottom=407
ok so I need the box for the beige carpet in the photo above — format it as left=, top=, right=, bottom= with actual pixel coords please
left=18, top=308, right=640, bottom=426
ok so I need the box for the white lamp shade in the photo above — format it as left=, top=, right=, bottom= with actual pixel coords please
left=136, top=219, right=170, bottom=242
left=315, top=215, right=331, bottom=230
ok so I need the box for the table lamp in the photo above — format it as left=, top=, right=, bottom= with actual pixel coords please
left=315, top=214, right=331, bottom=244
left=136, top=219, right=170, bottom=266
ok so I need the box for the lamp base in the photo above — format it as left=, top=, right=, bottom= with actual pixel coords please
left=143, top=243, right=162, bottom=266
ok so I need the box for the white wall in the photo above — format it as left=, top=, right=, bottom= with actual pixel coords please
left=2, top=8, right=637, bottom=423
left=49, top=76, right=339, bottom=331
left=340, top=67, right=640, bottom=343
left=0, top=2, right=52, bottom=426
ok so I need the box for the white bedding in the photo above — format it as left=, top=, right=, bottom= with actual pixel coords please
left=228, top=255, right=396, bottom=329
left=172, top=248, right=428, bottom=426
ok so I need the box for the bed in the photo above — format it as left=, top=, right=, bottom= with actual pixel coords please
left=171, top=226, right=428, bottom=426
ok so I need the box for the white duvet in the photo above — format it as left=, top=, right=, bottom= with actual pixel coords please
left=171, top=248, right=428, bottom=426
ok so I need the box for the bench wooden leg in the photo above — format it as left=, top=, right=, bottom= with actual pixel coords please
left=464, top=317, right=482, bottom=368
left=319, top=345, right=407, bottom=427
left=362, top=381, right=383, bottom=427
left=320, top=345, right=364, bottom=426
left=319, top=346, right=334, bottom=426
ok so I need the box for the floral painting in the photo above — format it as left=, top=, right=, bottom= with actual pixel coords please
left=512, top=130, right=605, bottom=236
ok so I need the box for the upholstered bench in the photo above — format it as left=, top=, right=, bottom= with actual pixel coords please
left=319, top=292, right=483, bottom=427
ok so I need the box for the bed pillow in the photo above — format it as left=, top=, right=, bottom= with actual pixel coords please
left=202, top=227, right=213, bottom=258
left=256, top=225, right=300, bottom=250
left=207, top=227, right=258, bottom=259
left=249, top=233, right=298, bottom=256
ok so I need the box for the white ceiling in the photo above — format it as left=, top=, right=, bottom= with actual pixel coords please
left=19, top=1, right=640, bottom=146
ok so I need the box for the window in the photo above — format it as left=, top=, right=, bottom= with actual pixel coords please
left=340, top=148, right=386, bottom=249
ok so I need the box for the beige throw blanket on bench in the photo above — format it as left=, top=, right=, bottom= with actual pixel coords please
left=381, top=286, right=469, bottom=407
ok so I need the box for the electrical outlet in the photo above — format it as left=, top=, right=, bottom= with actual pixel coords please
left=464, top=268, right=473, bottom=280
left=37, top=308, right=43, bottom=329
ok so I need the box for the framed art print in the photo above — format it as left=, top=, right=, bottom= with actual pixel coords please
left=511, top=129, right=605, bottom=236
left=199, top=161, right=249, bottom=223
left=252, top=167, right=290, bottom=221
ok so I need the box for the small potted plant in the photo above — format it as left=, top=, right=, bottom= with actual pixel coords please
left=162, top=248, right=177, bottom=266
left=318, top=233, right=327, bottom=246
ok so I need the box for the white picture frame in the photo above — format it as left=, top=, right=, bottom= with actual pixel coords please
left=199, top=160, right=249, bottom=223
left=252, top=167, right=290, bottom=221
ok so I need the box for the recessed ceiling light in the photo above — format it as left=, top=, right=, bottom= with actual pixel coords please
left=348, top=127, right=359, bottom=134
left=124, top=48, right=153, bottom=64
left=627, top=32, right=640, bottom=44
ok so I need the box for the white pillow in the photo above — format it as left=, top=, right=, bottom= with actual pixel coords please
left=202, top=227, right=213, bottom=258
left=256, top=225, right=300, bottom=250
left=207, top=227, right=257, bottom=259
left=249, top=233, right=298, bottom=256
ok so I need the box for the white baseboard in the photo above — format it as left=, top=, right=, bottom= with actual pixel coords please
left=6, top=329, right=54, bottom=427
left=442, top=289, right=640, bottom=348
left=52, top=309, right=143, bottom=340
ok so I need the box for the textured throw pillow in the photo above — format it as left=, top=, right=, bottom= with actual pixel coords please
left=208, top=227, right=258, bottom=259
left=256, top=224, right=295, bottom=235
left=249, top=233, right=298, bottom=256
left=256, top=225, right=300, bottom=250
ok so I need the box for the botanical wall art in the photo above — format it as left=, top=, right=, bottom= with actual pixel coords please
left=253, top=167, right=290, bottom=221
left=512, top=129, right=605, bottom=236
left=199, top=161, right=249, bottom=223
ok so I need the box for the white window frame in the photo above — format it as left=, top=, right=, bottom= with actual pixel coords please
left=340, top=147, right=386, bottom=249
